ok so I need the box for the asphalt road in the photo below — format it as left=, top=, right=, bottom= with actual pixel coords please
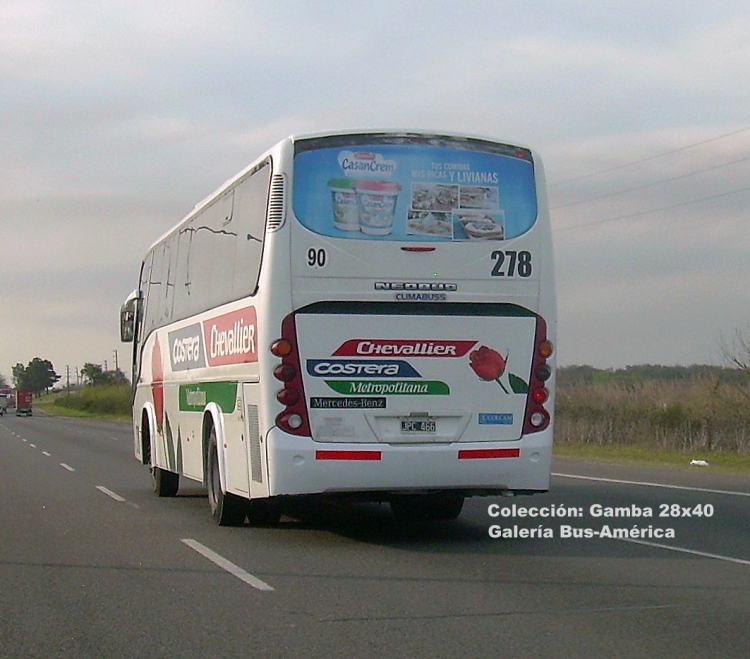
left=2, top=413, right=749, bottom=658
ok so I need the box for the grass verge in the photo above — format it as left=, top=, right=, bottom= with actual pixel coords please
left=554, top=443, right=750, bottom=473
left=36, top=386, right=132, bottom=422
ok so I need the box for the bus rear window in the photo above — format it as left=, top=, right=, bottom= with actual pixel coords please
left=293, top=134, right=538, bottom=242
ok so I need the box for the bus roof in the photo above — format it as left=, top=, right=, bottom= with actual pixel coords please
left=142, top=129, right=535, bottom=257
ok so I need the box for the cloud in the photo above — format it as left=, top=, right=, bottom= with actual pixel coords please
left=2, top=1, right=750, bottom=378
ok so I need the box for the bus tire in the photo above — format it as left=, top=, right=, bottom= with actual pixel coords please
left=390, top=493, right=464, bottom=522
left=206, top=427, right=246, bottom=526
left=152, top=466, right=179, bottom=497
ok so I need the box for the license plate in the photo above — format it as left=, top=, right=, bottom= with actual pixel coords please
left=401, top=419, right=437, bottom=433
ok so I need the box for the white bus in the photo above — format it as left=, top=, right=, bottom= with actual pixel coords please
left=120, top=130, right=556, bottom=525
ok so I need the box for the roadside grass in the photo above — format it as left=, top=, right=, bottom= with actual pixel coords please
left=37, top=385, right=131, bottom=422
left=555, top=376, right=750, bottom=473
left=553, top=443, right=750, bottom=473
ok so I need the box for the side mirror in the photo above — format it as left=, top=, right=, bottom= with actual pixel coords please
left=120, top=290, right=139, bottom=342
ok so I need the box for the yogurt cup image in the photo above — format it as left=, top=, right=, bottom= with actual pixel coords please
left=327, top=178, right=360, bottom=231
left=354, top=180, right=402, bottom=236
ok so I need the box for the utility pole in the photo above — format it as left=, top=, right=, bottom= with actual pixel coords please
left=113, top=350, right=119, bottom=372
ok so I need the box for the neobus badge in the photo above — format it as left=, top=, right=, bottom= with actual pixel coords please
left=202, top=307, right=258, bottom=366
left=375, top=282, right=458, bottom=291
left=168, top=323, right=206, bottom=371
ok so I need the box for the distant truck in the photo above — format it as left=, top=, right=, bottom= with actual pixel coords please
left=15, top=390, right=33, bottom=416
left=0, top=394, right=9, bottom=415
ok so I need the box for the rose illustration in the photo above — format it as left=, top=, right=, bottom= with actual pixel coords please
left=469, top=346, right=510, bottom=393
left=151, top=334, right=164, bottom=431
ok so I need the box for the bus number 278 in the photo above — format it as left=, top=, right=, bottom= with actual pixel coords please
left=491, top=250, right=532, bottom=277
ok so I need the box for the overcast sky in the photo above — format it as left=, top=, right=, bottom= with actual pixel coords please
left=2, top=0, right=750, bottom=383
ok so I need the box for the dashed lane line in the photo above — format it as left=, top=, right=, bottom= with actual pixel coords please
left=96, top=485, right=126, bottom=502
left=5, top=425, right=141, bottom=511
left=181, top=538, right=274, bottom=592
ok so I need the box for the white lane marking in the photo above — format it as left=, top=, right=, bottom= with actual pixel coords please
left=619, top=538, right=750, bottom=567
left=22, top=438, right=27, bottom=442
left=29, top=444, right=36, bottom=448
left=554, top=472, right=750, bottom=566
left=59, top=463, right=75, bottom=472
left=552, top=472, right=750, bottom=497
left=42, top=451, right=51, bottom=456
left=96, top=486, right=126, bottom=502
left=181, top=539, right=274, bottom=592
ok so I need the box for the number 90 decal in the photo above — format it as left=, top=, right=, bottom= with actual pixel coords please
left=491, top=250, right=532, bottom=277
left=307, top=247, right=327, bottom=268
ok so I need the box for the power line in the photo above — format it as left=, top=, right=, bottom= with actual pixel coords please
left=548, top=125, right=750, bottom=188
left=555, top=182, right=750, bottom=232
left=551, top=153, right=750, bottom=211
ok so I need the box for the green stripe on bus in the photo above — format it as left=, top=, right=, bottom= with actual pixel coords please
left=178, top=382, right=238, bottom=412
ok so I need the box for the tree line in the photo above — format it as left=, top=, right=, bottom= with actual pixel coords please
left=8, top=358, right=128, bottom=396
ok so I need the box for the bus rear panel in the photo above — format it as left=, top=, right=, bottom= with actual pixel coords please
left=268, top=132, right=555, bottom=502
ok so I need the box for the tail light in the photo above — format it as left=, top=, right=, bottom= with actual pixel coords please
left=271, top=313, right=310, bottom=436
left=523, top=317, right=553, bottom=434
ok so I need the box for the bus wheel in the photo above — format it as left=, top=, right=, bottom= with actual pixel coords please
left=206, top=427, right=246, bottom=526
left=246, top=498, right=282, bottom=527
left=390, top=493, right=464, bottom=522
left=152, top=466, right=179, bottom=497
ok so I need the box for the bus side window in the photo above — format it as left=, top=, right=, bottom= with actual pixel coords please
left=234, top=162, right=272, bottom=297
left=173, top=228, right=192, bottom=323
left=143, top=249, right=161, bottom=338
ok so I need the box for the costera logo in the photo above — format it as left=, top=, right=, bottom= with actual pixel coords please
left=168, top=323, right=206, bottom=371
left=202, top=307, right=258, bottom=367
left=306, top=359, right=420, bottom=378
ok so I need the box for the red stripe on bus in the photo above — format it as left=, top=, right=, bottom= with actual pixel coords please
left=458, top=448, right=520, bottom=459
left=315, top=450, right=382, bottom=461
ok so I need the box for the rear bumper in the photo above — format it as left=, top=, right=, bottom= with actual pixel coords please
left=265, top=427, right=553, bottom=497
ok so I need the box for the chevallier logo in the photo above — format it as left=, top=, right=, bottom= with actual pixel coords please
left=203, top=307, right=258, bottom=366
left=333, top=339, right=476, bottom=357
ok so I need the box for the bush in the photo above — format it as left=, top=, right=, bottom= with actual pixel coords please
left=53, top=384, right=132, bottom=417
left=555, top=377, right=750, bottom=454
